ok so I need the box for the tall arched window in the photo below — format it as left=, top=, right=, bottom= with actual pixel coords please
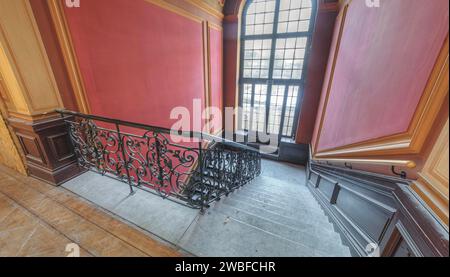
left=238, top=0, right=316, bottom=141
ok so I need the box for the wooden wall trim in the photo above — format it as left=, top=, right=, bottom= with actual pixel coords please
left=314, top=157, right=417, bottom=169
left=307, top=161, right=449, bottom=257
left=47, top=0, right=90, bottom=114
left=186, top=0, right=224, bottom=20
left=0, top=98, right=27, bottom=175
left=313, top=3, right=349, bottom=155
left=0, top=0, right=63, bottom=119
left=145, top=0, right=203, bottom=23
left=313, top=29, right=449, bottom=159
left=412, top=118, right=449, bottom=226
left=203, top=21, right=212, bottom=132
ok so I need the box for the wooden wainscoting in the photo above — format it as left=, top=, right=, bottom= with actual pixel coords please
left=307, top=162, right=449, bottom=257
left=8, top=116, right=83, bottom=185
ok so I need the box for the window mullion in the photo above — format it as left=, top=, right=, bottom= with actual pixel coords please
left=278, top=85, right=289, bottom=139
left=265, top=0, right=281, bottom=134
left=249, top=83, right=256, bottom=131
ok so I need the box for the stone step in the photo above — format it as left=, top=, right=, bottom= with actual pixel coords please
left=238, top=185, right=315, bottom=202
left=241, top=184, right=312, bottom=199
left=241, top=181, right=315, bottom=198
left=228, top=192, right=327, bottom=219
left=211, top=202, right=344, bottom=250
left=179, top=212, right=330, bottom=257
left=239, top=185, right=323, bottom=209
left=253, top=174, right=307, bottom=189
left=235, top=188, right=326, bottom=212
left=221, top=197, right=332, bottom=227
left=225, top=194, right=328, bottom=222
left=250, top=175, right=306, bottom=190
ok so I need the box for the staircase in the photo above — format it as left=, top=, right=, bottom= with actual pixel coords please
left=180, top=159, right=352, bottom=257
left=57, top=109, right=351, bottom=256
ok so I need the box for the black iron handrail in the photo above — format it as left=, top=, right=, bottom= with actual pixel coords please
left=56, top=109, right=258, bottom=153
left=56, top=109, right=261, bottom=210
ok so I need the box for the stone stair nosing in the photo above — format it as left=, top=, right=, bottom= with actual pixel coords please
left=228, top=192, right=329, bottom=219
left=221, top=197, right=333, bottom=228
left=230, top=190, right=329, bottom=217
left=211, top=201, right=343, bottom=242
left=209, top=201, right=351, bottom=257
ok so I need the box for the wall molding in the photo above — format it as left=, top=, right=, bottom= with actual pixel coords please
left=412, top=118, right=449, bottom=226
left=0, top=0, right=63, bottom=118
left=145, top=0, right=203, bottom=23
left=186, top=0, right=224, bottom=20
left=313, top=3, right=348, bottom=155
left=313, top=2, right=449, bottom=160
left=47, top=0, right=90, bottom=114
left=202, top=21, right=212, bottom=133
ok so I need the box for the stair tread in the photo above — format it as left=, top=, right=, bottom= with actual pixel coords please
left=222, top=197, right=332, bottom=227
left=186, top=158, right=351, bottom=257
left=229, top=193, right=327, bottom=218
left=180, top=211, right=350, bottom=257
left=236, top=188, right=325, bottom=210
left=212, top=202, right=343, bottom=247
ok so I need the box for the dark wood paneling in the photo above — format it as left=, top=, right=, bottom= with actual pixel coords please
left=307, top=162, right=449, bottom=257
left=278, top=142, right=309, bottom=165
left=8, top=116, right=83, bottom=185
left=335, top=186, right=395, bottom=243
left=47, top=132, right=75, bottom=164
left=16, top=133, right=46, bottom=165
left=317, top=176, right=336, bottom=201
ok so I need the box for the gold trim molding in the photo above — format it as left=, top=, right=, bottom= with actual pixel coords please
left=313, top=0, right=449, bottom=160
left=48, top=0, right=90, bottom=114
left=145, top=0, right=203, bottom=23
left=202, top=21, right=212, bottom=133
left=186, top=0, right=224, bottom=20
left=0, top=0, right=63, bottom=120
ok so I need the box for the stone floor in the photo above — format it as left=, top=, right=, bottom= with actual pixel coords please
left=0, top=165, right=182, bottom=257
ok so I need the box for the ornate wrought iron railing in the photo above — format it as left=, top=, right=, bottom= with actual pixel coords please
left=56, top=109, right=261, bottom=210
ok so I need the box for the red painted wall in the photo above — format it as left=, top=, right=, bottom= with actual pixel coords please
left=63, top=0, right=207, bottom=131
left=209, top=27, right=223, bottom=131
left=314, top=0, right=449, bottom=152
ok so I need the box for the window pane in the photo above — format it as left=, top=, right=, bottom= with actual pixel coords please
left=268, top=85, right=285, bottom=134
left=239, top=0, right=314, bottom=138
left=278, top=0, right=314, bottom=33
left=241, top=84, right=253, bottom=130
left=242, top=39, right=272, bottom=79
left=282, top=86, right=300, bottom=137
left=273, top=37, right=308, bottom=80
left=244, top=0, right=276, bottom=35
left=252, top=84, right=268, bottom=132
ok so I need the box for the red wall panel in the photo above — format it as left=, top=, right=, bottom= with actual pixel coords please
left=63, top=0, right=205, bottom=131
left=209, top=27, right=223, bottom=132
left=315, top=0, right=449, bottom=152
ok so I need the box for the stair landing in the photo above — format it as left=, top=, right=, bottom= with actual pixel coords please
left=61, top=159, right=351, bottom=257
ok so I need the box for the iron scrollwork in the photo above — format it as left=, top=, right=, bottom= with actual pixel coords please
left=58, top=110, right=261, bottom=210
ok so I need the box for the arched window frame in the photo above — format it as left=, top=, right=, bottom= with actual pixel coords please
left=238, top=0, right=317, bottom=140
